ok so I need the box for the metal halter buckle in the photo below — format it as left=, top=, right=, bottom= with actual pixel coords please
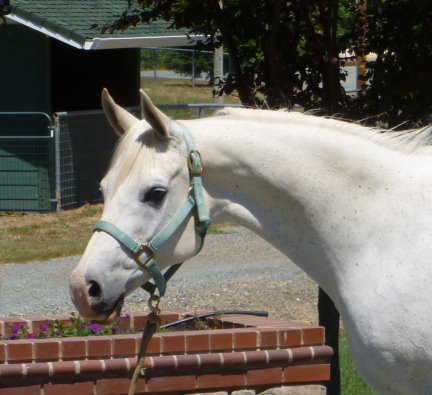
left=134, top=244, right=154, bottom=267
left=188, top=150, right=203, bottom=175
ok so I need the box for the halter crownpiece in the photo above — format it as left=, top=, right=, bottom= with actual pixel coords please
left=93, top=122, right=211, bottom=297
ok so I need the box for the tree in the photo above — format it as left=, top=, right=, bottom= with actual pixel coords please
left=103, top=0, right=432, bottom=124
left=348, top=0, right=432, bottom=127
left=102, top=0, right=356, bottom=113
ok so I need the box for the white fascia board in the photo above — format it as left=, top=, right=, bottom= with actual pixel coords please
left=83, top=35, right=205, bottom=50
left=7, top=13, right=204, bottom=50
left=6, top=14, right=84, bottom=49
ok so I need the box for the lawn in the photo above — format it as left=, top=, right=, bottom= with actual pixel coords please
left=340, top=333, right=376, bottom=394
left=0, top=204, right=103, bottom=263
left=141, top=76, right=241, bottom=119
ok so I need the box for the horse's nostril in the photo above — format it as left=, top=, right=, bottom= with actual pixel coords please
left=88, top=280, right=102, bottom=298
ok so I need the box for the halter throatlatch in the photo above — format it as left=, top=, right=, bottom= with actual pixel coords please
left=93, top=122, right=211, bottom=297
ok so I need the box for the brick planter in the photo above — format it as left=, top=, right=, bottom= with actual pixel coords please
left=0, top=310, right=333, bottom=394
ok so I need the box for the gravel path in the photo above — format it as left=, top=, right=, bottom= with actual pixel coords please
left=0, top=226, right=319, bottom=325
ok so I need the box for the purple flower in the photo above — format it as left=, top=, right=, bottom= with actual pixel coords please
left=88, top=324, right=101, bottom=334
left=55, top=329, right=63, bottom=335
left=120, top=313, right=131, bottom=318
left=11, top=326, right=20, bottom=335
left=80, top=324, right=87, bottom=329
left=8, top=335, right=18, bottom=340
left=40, top=325, right=49, bottom=332
left=111, top=326, right=120, bottom=333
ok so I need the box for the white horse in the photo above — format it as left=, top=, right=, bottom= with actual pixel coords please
left=70, top=89, right=432, bottom=394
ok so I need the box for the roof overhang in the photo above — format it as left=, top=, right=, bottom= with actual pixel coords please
left=6, top=13, right=204, bottom=49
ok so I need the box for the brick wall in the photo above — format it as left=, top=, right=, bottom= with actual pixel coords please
left=0, top=310, right=332, bottom=394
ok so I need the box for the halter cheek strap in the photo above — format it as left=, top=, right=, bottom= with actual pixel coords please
left=93, top=123, right=211, bottom=297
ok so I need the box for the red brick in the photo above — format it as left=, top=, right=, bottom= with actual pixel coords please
left=104, top=358, right=129, bottom=373
left=258, top=329, right=278, bottom=348
left=283, top=364, right=331, bottom=383
left=198, top=372, right=245, bottom=390
left=146, top=334, right=161, bottom=355
left=25, top=362, right=50, bottom=377
left=210, top=332, right=232, bottom=351
left=79, top=360, right=104, bottom=375
left=61, top=338, right=86, bottom=360
left=0, top=385, right=40, bottom=395
left=151, top=355, right=177, bottom=370
left=44, top=381, right=94, bottom=395
left=244, top=351, right=268, bottom=367
left=0, top=364, right=24, bottom=378
left=112, top=335, right=136, bottom=357
left=0, top=343, right=6, bottom=363
left=34, top=339, right=60, bottom=362
left=118, top=315, right=132, bottom=331
left=87, top=337, right=111, bottom=359
left=131, top=313, right=147, bottom=330
left=2, top=318, right=27, bottom=334
left=291, top=347, right=313, bottom=363
left=147, top=374, right=196, bottom=393
left=161, top=333, right=185, bottom=354
left=96, top=378, right=143, bottom=395
left=176, top=354, right=200, bottom=370
left=222, top=351, right=245, bottom=368
left=186, top=332, right=209, bottom=353
left=246, top=367, right=283, bottom=386
left=25, top=318, right=54, bottom=333
left=159, top=312, right=182, bottom=326
left=199, top=353, right=223, bottom=368
left=7, top=341, right=32, bottom=362
left=46, top=315, right=71, bottom=324
left=278, top=328, right=302, bottom=347
left=234, top=330, right=257, bottom=350
left=303, top=327, right=325, bottom=345
left=52, top=361, right=76, bottom=376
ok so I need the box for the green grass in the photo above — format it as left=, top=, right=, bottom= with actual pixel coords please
left=340, top=333, right=376, bottom=395
left=0, top=204, right=103, bottom=263
left=141, top=77, right=241, bottom=119
left=0, top=204, right=232, bottom=264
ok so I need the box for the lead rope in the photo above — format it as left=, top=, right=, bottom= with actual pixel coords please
left=128, top=295, right=161, bottom=395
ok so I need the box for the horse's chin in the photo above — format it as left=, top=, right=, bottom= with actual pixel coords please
left=91, top=295, right=125, bottom=324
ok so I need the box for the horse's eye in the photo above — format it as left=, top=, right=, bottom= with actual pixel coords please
left=142, top=187, right=167, bottom=205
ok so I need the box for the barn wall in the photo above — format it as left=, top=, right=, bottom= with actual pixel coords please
left=51, top=40, right=140, bottom=112
left=0, top=22, right=51, bottom=134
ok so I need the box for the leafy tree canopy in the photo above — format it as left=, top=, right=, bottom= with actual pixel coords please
left=104, top=0, right=432, bottom=127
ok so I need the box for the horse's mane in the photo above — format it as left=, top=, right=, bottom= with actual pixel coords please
left=215, top=107, right=432, bottom=155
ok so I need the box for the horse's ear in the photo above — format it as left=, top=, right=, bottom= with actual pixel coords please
left=101, top=88, right=138, bottom=136
left=140, top=89, right=170, bottom=138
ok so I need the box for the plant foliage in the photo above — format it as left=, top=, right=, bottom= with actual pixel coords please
left=103, top=0, right=432, bottom=126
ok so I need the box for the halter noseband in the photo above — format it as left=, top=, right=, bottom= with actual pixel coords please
left=93, top=123, right=211, bottom=297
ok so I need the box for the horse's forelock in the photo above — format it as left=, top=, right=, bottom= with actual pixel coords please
left=105, top=123, right=163, bottom=198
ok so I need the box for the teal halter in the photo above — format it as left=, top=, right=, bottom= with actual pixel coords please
left=93, top=123, right=211, bottom=297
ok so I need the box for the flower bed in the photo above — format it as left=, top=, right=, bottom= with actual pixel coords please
left=0, top=310, right=332, bottom=394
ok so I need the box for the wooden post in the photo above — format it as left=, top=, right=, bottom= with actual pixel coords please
left=318, top=287, right=340, bottom=395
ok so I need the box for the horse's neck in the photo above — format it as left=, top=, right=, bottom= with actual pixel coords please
left=189, top=115, right=417, bottom=293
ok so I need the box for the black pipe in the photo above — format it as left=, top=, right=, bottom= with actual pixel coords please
left=159, top=310, right=268, bottom=330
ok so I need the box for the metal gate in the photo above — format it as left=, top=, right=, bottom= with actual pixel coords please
left=0, top=112, right=55, bottom=211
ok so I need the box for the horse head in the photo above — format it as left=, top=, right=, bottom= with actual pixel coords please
left=69, top=89, right=208, bottom=322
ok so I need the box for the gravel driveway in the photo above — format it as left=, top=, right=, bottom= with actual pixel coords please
left=0, top=226, right=319, bottom=324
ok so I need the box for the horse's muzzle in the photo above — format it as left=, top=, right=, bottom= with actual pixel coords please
left=69, top=269, right=125, bottom=322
